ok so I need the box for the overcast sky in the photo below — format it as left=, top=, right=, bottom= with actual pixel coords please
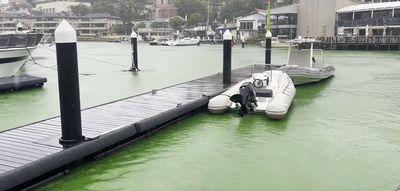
left=1, top=0, right=8, bottom=4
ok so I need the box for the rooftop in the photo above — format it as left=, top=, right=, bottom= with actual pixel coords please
left=0, top=12, right=121, bottom=20
left=237, top=4, right=298, bottom=21
left=337, top=1, right=400, bottom=13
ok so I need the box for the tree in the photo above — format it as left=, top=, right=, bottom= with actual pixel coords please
left=169, top=16, right=185, bottom=30
left=221, top=0, right=298, bottom=21
left=221, top=0, right=253, bottom=21
left=175, top=0, right=207, bottom=19
left=112, top=24, right=126, bottom=34
left=69, top=4, right=90, bottom=16
left=91, top=1, right=117, bottom=16
left=116, top=0, right=147, bottom=35
left=188, top=12, right=205, bottom=26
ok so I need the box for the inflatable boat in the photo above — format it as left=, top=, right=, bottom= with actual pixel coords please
left=278, top=38, right=335, bottom=85
left=208, top=70, right=296, bottom=119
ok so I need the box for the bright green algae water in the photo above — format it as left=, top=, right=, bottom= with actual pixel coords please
left=0, top=43, right=399, bottom=191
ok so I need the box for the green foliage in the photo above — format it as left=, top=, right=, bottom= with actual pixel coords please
left=84, top=0, right=148, bottom=35
left=112, top=24, right=126, bottom=34
left=91, top=2, right=117, bottom=16
left=221, top=0, right=260, bottom=21
left=188, top=12, right=205, bottom=26
left=69, top=4, right=90, bottom=16
left=169, top=16, right=185, bottom=30
left=136, top=22, right=146, bottom=28
left=175, top=0, right=207, bottom=19
left=221, top=0, right=297, bottom=21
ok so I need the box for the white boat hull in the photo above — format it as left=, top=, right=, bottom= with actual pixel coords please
left=208, top=70, right=296, bottom=119
left=167, top=39, right=199, bottom=46
left=0, top=47, right=36, bottom=78
left=279, top=65, right=335, bottom=85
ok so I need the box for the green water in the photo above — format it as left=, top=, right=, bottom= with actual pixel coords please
left=1, top=43, right=399, bottom=191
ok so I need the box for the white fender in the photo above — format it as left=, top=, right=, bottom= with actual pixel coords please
left=208, top=94, right=232, bottom=114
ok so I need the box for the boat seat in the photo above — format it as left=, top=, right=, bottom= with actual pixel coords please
left=255, top=89, right=273, bottom=98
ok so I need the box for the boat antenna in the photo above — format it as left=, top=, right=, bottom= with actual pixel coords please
left=207, top=0, right=210, bottom=32
left=266, top=0, right=273, bottom=83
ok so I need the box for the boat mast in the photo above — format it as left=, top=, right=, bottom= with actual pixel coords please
left=207, top=0, right=210, bottom=32
left=266, top=0, right=271, bottom=33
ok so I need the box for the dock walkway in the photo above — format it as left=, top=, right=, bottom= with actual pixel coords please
left=0, top=65, right=266, bottom=190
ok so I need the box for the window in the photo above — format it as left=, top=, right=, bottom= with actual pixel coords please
left=394, top=9, right=400, bottom=18
left=374, top=10, right=391, bottom=19
left=239, top=22, right=253, bottom=30
left=354, top=11, right=371, bottom=20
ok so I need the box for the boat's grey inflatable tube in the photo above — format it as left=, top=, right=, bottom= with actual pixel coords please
left=135, top=97, right=209, bottom=132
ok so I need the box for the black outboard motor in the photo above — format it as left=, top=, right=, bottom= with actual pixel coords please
left=230, top=82, right=258, bottom=117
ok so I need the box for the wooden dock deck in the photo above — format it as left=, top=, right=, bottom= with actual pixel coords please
left=0, top=65, right=267, bottom=190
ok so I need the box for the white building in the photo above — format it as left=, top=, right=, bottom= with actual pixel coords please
left=236, top=4, right=298, bottom=40
left=0, top=13, right=122, bottom=37
left=0, top=13, right=32, bottom=32
left=34, top=0, right=90, bottom=14
left=297, top=0, right=362, bottom=37
left=336, top=1, right=400, bottom=36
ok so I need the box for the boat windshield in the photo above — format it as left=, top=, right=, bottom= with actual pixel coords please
left=287, top=41, right=324, bottom=68
left=0, top=33, right=43, bottom=49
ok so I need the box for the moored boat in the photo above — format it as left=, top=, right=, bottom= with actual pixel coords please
left=0, top=32, right=43, bottom=78
left=167, top=36, right=200, bottom=46
left=278, top=38, right=335, bottom=85
left=208, top=70, right=296, bottom=119
left=260, top=37, right=289, bottom=48
left=149, top=38, right=169, bottom=46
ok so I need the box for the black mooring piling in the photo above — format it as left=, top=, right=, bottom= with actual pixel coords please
left=223, top=30, right=232, bottom=85
left=130, top=31, right=139, bottom=72
left=55, top=20, right=83, bottom=147
left=265, top=31, right=272, bottom=65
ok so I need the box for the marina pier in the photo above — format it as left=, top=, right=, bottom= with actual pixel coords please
left=0, top=65, right=268, bottom=190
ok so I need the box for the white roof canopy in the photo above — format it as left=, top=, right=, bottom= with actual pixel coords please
left=337, top=2, right=400, bottom=13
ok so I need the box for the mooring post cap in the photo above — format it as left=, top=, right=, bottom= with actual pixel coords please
left=223, top=30, right=232, bottom=40
left=266, top=31, right=272, bottom=38
left=55, top=19, right=77, bottom=43
left=131, top=31, right=137, bottom=38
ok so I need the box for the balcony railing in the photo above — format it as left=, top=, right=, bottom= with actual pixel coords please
left=315, top=36, right=400, bottom=44
left=337, top=18, right=400, bottom=27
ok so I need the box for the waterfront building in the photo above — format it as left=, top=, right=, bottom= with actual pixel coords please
left=0, top=13, right=33, bottom=32
left=136, top=20, right=173, bottom=40
left=34, top=0, right=90, bottom=14
left=236, top=4, right=298, bottom=40
left=363, top=0, right=400, bottom=2
left=336, top=1, right=400, bottom=36
left=0, top=12, right=122, bottom=37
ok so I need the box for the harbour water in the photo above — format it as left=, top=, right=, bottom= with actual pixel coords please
left=0, top=43, right=399, bottom=190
